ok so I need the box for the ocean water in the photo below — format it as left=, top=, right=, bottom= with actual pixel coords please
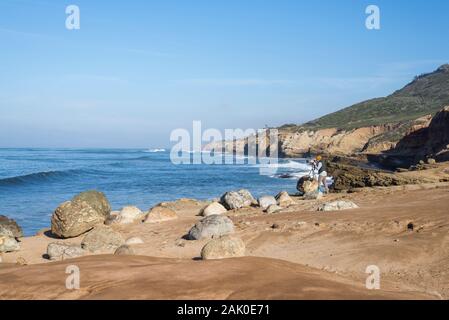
left=0, top=148, right=310, bottom=236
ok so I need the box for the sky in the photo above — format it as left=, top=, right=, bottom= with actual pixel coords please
left=0, top=0, right=448, bottom=148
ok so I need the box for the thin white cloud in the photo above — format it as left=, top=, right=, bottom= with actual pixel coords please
left=182, top=78, right=293, bottom=86
left=0, top=26, right=53, bottom=39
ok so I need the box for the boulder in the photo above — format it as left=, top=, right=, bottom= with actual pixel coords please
left=114, top=245, right=134, bottom=255
left=187, top=215, right=235, bottom=240
left=297, top=176, right=318, bottom=194
left=303, top=190, right=323, bottom=200
left=201, top=202, right=227, bottom=216
left=72, top=190, right=111, bottom=217
left=258, top=196, right=277, bottom=210
left=220, top=189, right=255, bottom=210
left=51, top=200, right=106, bottom=238
left=0, top=235, right=20, bottom=253
left=201, top=235, right=245, bottom=260
left=115, top=206, right=143, bottom=224
left=427, top=158, right=436, bottom=164
left=0, top=215, right=23, bottom=238
left=275, top=191, right=295, bottom=207
left=144, top=206, right=178, bottom=223
left=266, top=204, right=282, bottom=214
left=46, top=242, right=85, bottom=260
left=318, top=200, right=359, bottom=212
left=125, top=237, right=144, bottom=245
left=81, top=226, right=125, bottom=253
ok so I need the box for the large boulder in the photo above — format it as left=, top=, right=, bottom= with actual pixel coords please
left=258, top=196, right=277, bottom=210
left=46, top=242, right=85, bottom=261
left=0, top=216, right=23, bottom=238
left=297, top=177, right=319, bottom=194
left=81, top=226, right=125, bottom=253
left=51, top=200, right=106, bottom=238
left=220, top=189, right=255, bottom=210
left=187, top=215, right=235, bottom=240
left=72, top=190, right=111, bottom=217
left=318, top=200, right=359, bottom=212
left=0, top=235, right=20, bottom=253
left=144, top=206, right=178, bottom=223
left=201, top=202, right=227, bottom=217
left=201, top=235, right=245, bottom=260
left=275, top=191, right=295, bottom=207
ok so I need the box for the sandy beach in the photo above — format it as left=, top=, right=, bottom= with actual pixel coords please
left=1, top=163, right=448, bottom=300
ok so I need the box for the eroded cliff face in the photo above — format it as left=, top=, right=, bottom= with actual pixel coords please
left=390, top=106, right=449, bottom=162
left=203, top=107, right=449, bottom=164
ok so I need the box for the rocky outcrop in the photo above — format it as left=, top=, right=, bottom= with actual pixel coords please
left=0, top=216, right=23, bottom=238
left=201, top=236, right=245, bottom=260
left=220, top=189, right=255, bottom=210
left=187, top=215, right=235, bottom=240
left=328, top=162, right=428, bottom=191
left=81, top=226, right=124, bottom=253
left=390, top=107, right=449, bottom=164
left=201, top=202, right=227, bottom=216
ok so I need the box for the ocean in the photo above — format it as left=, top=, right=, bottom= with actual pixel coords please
left=0, top=148, right=311, bottom=236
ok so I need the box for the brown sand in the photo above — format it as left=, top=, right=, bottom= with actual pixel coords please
left=1, top=167, right=449, bottom=300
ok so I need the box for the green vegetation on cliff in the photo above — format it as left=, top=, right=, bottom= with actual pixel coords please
left=296, top=64, right=449, bottom=130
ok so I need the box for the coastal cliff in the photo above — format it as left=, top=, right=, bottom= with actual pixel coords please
left=204, top=64, right=449, bottom=167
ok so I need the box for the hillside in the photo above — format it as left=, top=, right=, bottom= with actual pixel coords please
left=296, top=64, right=449, bottom=130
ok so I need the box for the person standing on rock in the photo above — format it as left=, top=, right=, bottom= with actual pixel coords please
left=315, top=155, right=328, bottom=193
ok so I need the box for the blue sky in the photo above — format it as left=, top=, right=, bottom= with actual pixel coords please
left=0, top=0, right=448, bottom=148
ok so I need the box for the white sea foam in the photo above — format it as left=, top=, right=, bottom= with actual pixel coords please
left=146, top=148, right=166, bottom=153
